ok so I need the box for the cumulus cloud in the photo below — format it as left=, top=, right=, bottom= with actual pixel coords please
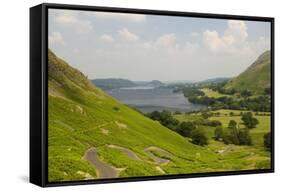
left=203, top=20, right=249, bottom=52
left=203, top=30, right=226, bottom=52
left=191, top=32, right=200, bottom=37
left=141, top=33, right=199, bottom=57
left=118, top=28, right=139, bottom=41
left=100, top=34, right=114, bottom=42
left=54, top=10, right=93, bottom=34
left=141, top=33, right=178, bottom=50
left=155, top=33, right=177, bottom=47
left=49, top=32, right=65, bottom=46
left=93, top=12, right=146, bottom=23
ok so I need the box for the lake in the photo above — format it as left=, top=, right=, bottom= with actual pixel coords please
left=106, top=87, right=206, bottom=113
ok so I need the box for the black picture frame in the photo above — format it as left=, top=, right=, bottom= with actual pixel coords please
left=30, top=3, right=275, bottom=187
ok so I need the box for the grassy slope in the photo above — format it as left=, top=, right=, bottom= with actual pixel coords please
left=200, top=88, right=231, bottom=98
left=49, top=50, right=241, bottom=182
left=224, top=51, right=271, bottom=94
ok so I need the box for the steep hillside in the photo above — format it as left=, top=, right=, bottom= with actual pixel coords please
left=224, top=51, right=271, bottom=94
left=48, top=49, right=261, bottom=182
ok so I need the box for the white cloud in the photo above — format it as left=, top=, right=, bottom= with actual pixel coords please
left=141, top=33, right=196, bottom=58
left=54, top=10, right=93, bottom=34
left=155, top=33, right=177, bottom=47
left=93, top=12, right=146, bottom=23
left=191, top=32, right=200, bottom=37
left=100, top=34, right=114, bottom=42
left=203, top=30, right=226, bottom=52
left=141, top=33, right=178, bottom=50
left=225, top=20, right=248, bottom=43
left=118, top=28, right=139, bottom=41
left=203, top=20, right=249, bottom=52
left=49, top=32, right=65, bottom=46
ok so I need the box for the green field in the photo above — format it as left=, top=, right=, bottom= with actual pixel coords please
left=200, top=88, right=231, bottom=98
left=174, top=109, right=271, bottom=170
left=48, top=49, right=271, bottom=182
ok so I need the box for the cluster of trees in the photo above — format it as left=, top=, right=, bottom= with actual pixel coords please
left=147, top=110, right=271, bottom=150
left=146, top=111, right=209, bottom=146
left=187, top=93, right=271, bottom=112
left=175, top=83, right=271, bottom=112
left=146, top=110, right=179, bottom=130
left=214, top=112, right=258, bottom=145
left=241, top=112, right=259, bottom=128
left=180, top=87, right=205, bottom=99
left=214, top=120, right=252, bottom=145
left=210, top=83, right=271, bottom=97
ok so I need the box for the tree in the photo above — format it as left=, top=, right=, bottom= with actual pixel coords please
left=176, top=122, right=195, bottom=137
left=147, top=110, right=179, bottom=130
left=174, top=111, right=182, bottom=115
left=214, top=126, right=223, bottom=141
left=209, top=120, right=222, bottom=127
left=113, top=106, right=120, bottom=111
left=241, top=112, right=259, bottom=129
left=264, top=132, right=271, bottom=150
left=201, top=112, right=210, bottom=119
left=228, top=120, right=237, bottom=129
left=222, top=128, right=239, bottom=145
left=222, top=129, right=232, bottom=144
left=237, top=128, right=252, bottom=145
left=241, top=90, right=252, bottom=98
left=264, top=87, right=271, bottom=95
left=191, top=128, right=208, bottom=146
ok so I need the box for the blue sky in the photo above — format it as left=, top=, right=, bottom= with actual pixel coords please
left=48, top=9, right=270, bottom=81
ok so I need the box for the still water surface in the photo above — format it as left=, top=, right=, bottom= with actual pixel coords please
left=106, top=87, right=206, bottom=113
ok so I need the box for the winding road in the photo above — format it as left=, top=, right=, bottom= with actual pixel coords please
left=108, top=145, right=141, bottom=161
left=84, top=145, right=174, bottom=178
left=84, top=147, right=118, bottom=179
left=144, top=146, right=173, bottom=165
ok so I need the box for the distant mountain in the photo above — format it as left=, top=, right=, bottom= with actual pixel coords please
left=146, top=80, right=165, bottom=87
left=224, top=50, right=271, bottom=94
left=92, top=78, right=136, bottom=90
left=196, top=77, right=230, bottom=85
left=164, top=80, right=194, bottom=84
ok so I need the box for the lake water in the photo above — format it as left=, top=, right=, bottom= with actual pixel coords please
left=106, top=87, right=206, bottom=113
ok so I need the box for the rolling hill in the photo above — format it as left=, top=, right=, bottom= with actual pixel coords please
left=48, top=49, right=266, bottom=182
left=224, top=50, right=271, bottom=94
left=92, top=78, right=136, bottom=90
left=145, top=80, right=165, bottom=87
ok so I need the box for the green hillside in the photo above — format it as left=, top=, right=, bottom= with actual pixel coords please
left=48, top=49, right=268, bottom=182
left=224, top=51, right=271, bottom=94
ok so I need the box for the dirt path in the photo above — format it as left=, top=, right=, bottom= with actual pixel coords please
left=78, top=122, right=114, bottom=134
left=216, top=145, right=235, bottom=154
left=84, top=147, right=118, bottom=179
left=108, top=145, right=141, bottom=161
left=144, top=146, right=173, bottom=165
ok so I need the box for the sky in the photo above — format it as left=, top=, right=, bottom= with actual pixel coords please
left=48, top=9, right=271, bottom=81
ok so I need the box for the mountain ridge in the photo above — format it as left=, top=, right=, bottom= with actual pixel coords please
left=224, top=50, right=271, bottom=94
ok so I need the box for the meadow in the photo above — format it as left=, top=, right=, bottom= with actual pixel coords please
left=173, top=109, right=271, bottom=170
